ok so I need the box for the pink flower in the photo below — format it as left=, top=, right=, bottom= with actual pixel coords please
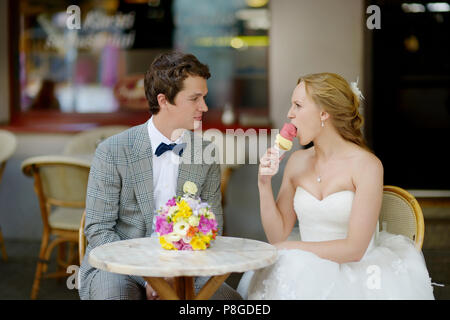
left=166, top=197, right=177, bottom=207
left=155, top=215, right=172, bottom=235
left=198, top=215, right=213, bottom=234
left=208, top=218, right=218, bottom=231
left=173, top=239, right=193, bottom=251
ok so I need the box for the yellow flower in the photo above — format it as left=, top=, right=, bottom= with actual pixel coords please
left=183, top=181, right=198, bottom=195
left=201, top=234, right=211, bottom=244
left=159, top=236, right=176, bottom=250
left=190, top=236, right=207, bottom=250
left=173, top=200, right=192, bottom=222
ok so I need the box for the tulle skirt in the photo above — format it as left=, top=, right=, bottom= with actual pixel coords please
left=237, top=231, right=435, bottom=300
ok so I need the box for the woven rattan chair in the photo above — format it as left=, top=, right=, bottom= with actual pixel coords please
left=63, top=125, right=130, bottom=156
left=287, top=185, right=425, bottom=250
left=0, top=130, right=17, bottom=261
left=78, top=210, right=86, bottom=264
left=380, top=185, right=424, bottom=250
left=22, top=155, right=91, bottom=299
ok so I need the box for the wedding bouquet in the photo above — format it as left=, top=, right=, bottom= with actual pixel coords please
left=155, top=181, right=218, bottom=251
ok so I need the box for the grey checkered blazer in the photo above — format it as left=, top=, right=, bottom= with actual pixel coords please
left=79, top=121, right=223, bottom=300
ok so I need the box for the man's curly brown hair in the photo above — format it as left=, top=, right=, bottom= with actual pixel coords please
left=144, top=52, right=211, bottom=115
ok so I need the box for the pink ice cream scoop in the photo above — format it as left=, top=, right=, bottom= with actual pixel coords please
left=280, top=123, right=297, bottom=140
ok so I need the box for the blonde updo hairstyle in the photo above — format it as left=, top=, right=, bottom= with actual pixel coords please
left=297, top=73, right=371, bottom=152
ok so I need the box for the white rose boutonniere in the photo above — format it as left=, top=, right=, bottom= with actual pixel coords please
left=183, top=181, right=198, bottom=196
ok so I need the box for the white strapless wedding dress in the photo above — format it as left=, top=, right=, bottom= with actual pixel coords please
left=237, top=187, right=435, bottom=300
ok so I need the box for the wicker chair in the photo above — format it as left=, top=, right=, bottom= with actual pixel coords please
left=63, top=125, right=130, bottom=156
left=0, top=130, right=17, bottom=261
left=288, top=185, right=425, bottom=250
left=379, top=185, right=424, bottom=250
left=78, top=210, right=86, bottom=264
left=22, top=155, right=91, bottom=299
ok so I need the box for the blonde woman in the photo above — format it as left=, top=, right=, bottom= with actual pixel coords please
left=237, top=73, right=435, bottom=299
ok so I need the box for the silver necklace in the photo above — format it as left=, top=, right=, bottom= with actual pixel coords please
left=314, top=161, right=322, bottom=183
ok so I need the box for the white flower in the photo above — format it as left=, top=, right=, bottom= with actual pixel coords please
left=173, top=220, right=190, bottom=237
left=206, top=211, right=215, bottom=220
left=188, top=215, right=200, bottom=227
left=350, top=77, right=364, bottom=101
left=183, top=181, right=198, bottom=195
left=164, top=232, right=181, bottom=242
left=167, top=206, right=177, bottom=218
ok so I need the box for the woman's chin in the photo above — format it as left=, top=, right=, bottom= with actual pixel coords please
left=298, top=137, right=311, bottom=147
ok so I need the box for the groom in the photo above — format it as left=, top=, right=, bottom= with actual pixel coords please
left=78, top=51, right=242, bottom=300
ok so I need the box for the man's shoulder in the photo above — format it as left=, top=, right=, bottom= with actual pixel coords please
left=96, top=122, right=148, bottom=156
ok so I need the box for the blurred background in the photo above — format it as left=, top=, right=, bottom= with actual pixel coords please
left=0, top=0, right=449, bottom=299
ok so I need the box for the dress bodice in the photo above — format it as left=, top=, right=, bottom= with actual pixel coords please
left=294, top=186, right=378, bottom=253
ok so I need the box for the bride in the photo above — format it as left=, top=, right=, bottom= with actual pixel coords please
left=237, top=73, right=435, bottom=300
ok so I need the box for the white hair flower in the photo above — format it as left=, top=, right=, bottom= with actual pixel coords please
left=350, top=77, right=364, bottom=101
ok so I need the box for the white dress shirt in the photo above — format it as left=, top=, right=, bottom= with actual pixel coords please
left=147, top=116, right=185, bottom=237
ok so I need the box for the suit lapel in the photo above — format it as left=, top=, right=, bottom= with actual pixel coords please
left=130, top=121, right=155, bottom=236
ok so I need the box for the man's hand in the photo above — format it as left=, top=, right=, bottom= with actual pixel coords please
left=145, top=282, right=159, bottom=300
left=145, top=277, right=175, bottom=300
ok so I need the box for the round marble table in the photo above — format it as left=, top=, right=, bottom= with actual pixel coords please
left=88, top=236, right=277, bottom=300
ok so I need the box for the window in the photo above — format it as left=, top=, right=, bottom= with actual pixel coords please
left=8, top=0, right=270, bottom=132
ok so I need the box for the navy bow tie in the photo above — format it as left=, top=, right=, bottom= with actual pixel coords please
left=155, top=142, right=186, bottom=157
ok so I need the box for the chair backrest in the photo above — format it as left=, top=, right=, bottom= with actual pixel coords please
left=22, top=155, right=91, bottom=228
left=0, top=130, right=17, bottom=181
left=79, top=210, right=86, bottom=263
left=379, top=185, right=424, bottom=250
left=63, top=125, right=130, bottom=155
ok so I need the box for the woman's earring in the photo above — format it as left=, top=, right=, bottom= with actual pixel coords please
left=321, top=121, right=324, bottom=128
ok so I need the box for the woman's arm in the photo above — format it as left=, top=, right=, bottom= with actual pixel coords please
left=274, top=154, right=384, bottom=264
left=258, top=149, right=299, bottom=244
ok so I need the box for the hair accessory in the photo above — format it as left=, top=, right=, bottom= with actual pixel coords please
left=350, top=77, right=364, bottom=101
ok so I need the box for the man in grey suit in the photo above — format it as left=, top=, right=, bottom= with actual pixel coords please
left=79, top=52, right=242, bottom=300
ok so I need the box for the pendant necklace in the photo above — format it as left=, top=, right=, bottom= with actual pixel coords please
left=315, top=161, right=322, bottom=183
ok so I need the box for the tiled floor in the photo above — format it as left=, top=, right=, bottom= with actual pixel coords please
left=0, top=239, right=79, bottom=300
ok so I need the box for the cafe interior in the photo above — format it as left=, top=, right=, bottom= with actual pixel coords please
left=0, top=0, right=449, bottom=300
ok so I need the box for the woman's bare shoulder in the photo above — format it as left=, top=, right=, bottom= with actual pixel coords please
left=288, top=147, right=314, bottom=163
left=284, top=147, right=314, bottom=174
left=351, top=147, right=384, bottom=181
